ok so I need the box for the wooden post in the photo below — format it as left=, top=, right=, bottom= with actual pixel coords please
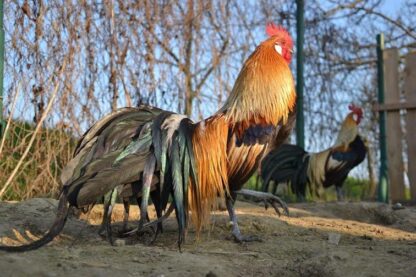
left=384, top=48, right=405, bottom=202
left=404, top=52, right=416, bottom=201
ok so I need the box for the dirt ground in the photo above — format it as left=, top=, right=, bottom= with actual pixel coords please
left=0, top=198, right=415, bottom=277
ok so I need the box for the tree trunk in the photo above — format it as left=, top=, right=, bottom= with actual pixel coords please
left=183, top=0, right=194, bottom=116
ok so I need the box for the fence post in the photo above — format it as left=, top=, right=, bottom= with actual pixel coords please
left=296, top=0, right=305, bottom=148
left=376, top=34, right=388, bottom=203
left=384, top=48, right=405, bottom=202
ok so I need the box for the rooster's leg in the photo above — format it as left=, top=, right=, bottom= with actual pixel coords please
left=98, top=199, right=109, bottom=236
left=235, top=189, right=289, bottom=216
left=296, top=193, right=306, bottom=202
left=150, top=190, right=164, bottom=233
left=118, top=196, right=147, bottom=237
left=121, top=197, right=130, bottom=233
left=137, top=155, right=156, bottom=235
left=120, top=203, right=175, bottom=237
left=137, top=195, right=153, bottom=231
left=98, top=188, right=118, bottom=245
left=226, top=195, right=262, bottom=243
left=336, top=186, right=345, bottom=201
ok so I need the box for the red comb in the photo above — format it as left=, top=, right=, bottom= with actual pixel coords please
left=266, top=23, right=289, bottom=37
left=348, top=104, right=363, bottom=116
left=266, top=22, right=293, bottom=47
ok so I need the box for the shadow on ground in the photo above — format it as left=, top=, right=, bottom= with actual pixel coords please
left=0, top=198, right=415, bottom=277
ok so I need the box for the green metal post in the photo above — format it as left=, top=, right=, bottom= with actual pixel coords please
left=376, top=33, right=388, bottom=203
left=296, top=0, right=305, bottom=148
left=0, top=0, right=4, bottom=138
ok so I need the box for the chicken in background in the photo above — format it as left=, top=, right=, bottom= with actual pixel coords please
left=261, top=104, right=367, bottom=201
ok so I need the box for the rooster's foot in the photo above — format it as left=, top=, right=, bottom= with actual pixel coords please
left=117, top=226, right=134, bottom=236
left=120, top=203, right=175, bottom=242
left=98, top=223, right=115, bottom=245
left=236, top=189, right=289, bottom=216
left=230, top=232, right=263, bottom=243
left=98, top=206, right=115, bottom=245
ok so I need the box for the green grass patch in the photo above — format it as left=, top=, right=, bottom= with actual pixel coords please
left=244, top=173, right=371, bottom=202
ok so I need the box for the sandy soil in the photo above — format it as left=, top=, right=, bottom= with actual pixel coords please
left=0, top=198, right=415, bottom=277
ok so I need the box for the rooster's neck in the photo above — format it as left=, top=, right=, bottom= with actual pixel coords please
left=218, top=44, right=296, bottom=127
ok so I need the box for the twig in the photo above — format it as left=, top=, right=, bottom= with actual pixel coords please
left=0, top=59, right=67, bottom=199
left=0, top=82, right=21, bottom=157
left=190, top=250, right=259, bottom=257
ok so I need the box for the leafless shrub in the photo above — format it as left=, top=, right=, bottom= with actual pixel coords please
left=1, top=0, right=414, bottom=200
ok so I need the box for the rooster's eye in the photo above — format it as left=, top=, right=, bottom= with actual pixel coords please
left=274, top=44, right=283, bottom=55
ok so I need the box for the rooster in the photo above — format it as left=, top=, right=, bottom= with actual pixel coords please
left=0, top=23, right=296, bottom=252
left=261, top=105, right=367, bottom=201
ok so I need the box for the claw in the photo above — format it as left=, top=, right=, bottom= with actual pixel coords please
left=117, top=217, right=154, bottom=239
left=235, top=189, right=289, bottom=217
left=137, top=218, right=156, bottom=237
left=98, top=218, right=114, bottom=245
left=263, top=200, right=270, bottom=210
left=231, top=233, right=263, bottom=243
left=267, top=196, right=289, bottom=216
left=117, top=226, right=134, bottom=237
left=121, top=202, right=175, bottom=237
left=268, top=200, right=281, bottom=217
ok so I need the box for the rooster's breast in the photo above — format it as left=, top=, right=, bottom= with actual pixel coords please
left=227, top=142, right=267, bottom=191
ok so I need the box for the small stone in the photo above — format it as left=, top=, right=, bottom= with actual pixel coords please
left=206, top=271, right=218, bottom=277
left=361, top=235, right=373, bottom=240
left=392, top=203, right=404, bottom=210
left=114, top=239, right=126, bottom=247
left=328, top=233, right=341, bottom=245
left=252, top=221, right=262, bottom=231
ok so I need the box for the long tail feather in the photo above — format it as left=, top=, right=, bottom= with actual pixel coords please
left=139, top=154, right=157, bottom=224
left=261, top=144, right=309, bottom=197
left=171, top=137, right=186, bottom=246
left=152, top=112, right=175, bottom=207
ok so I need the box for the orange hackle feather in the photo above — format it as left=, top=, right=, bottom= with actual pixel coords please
left=188, top=115, right=230, bottom=232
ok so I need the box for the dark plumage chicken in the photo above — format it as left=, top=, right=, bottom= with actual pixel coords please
left=262, top=105, right=367, bottom=200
